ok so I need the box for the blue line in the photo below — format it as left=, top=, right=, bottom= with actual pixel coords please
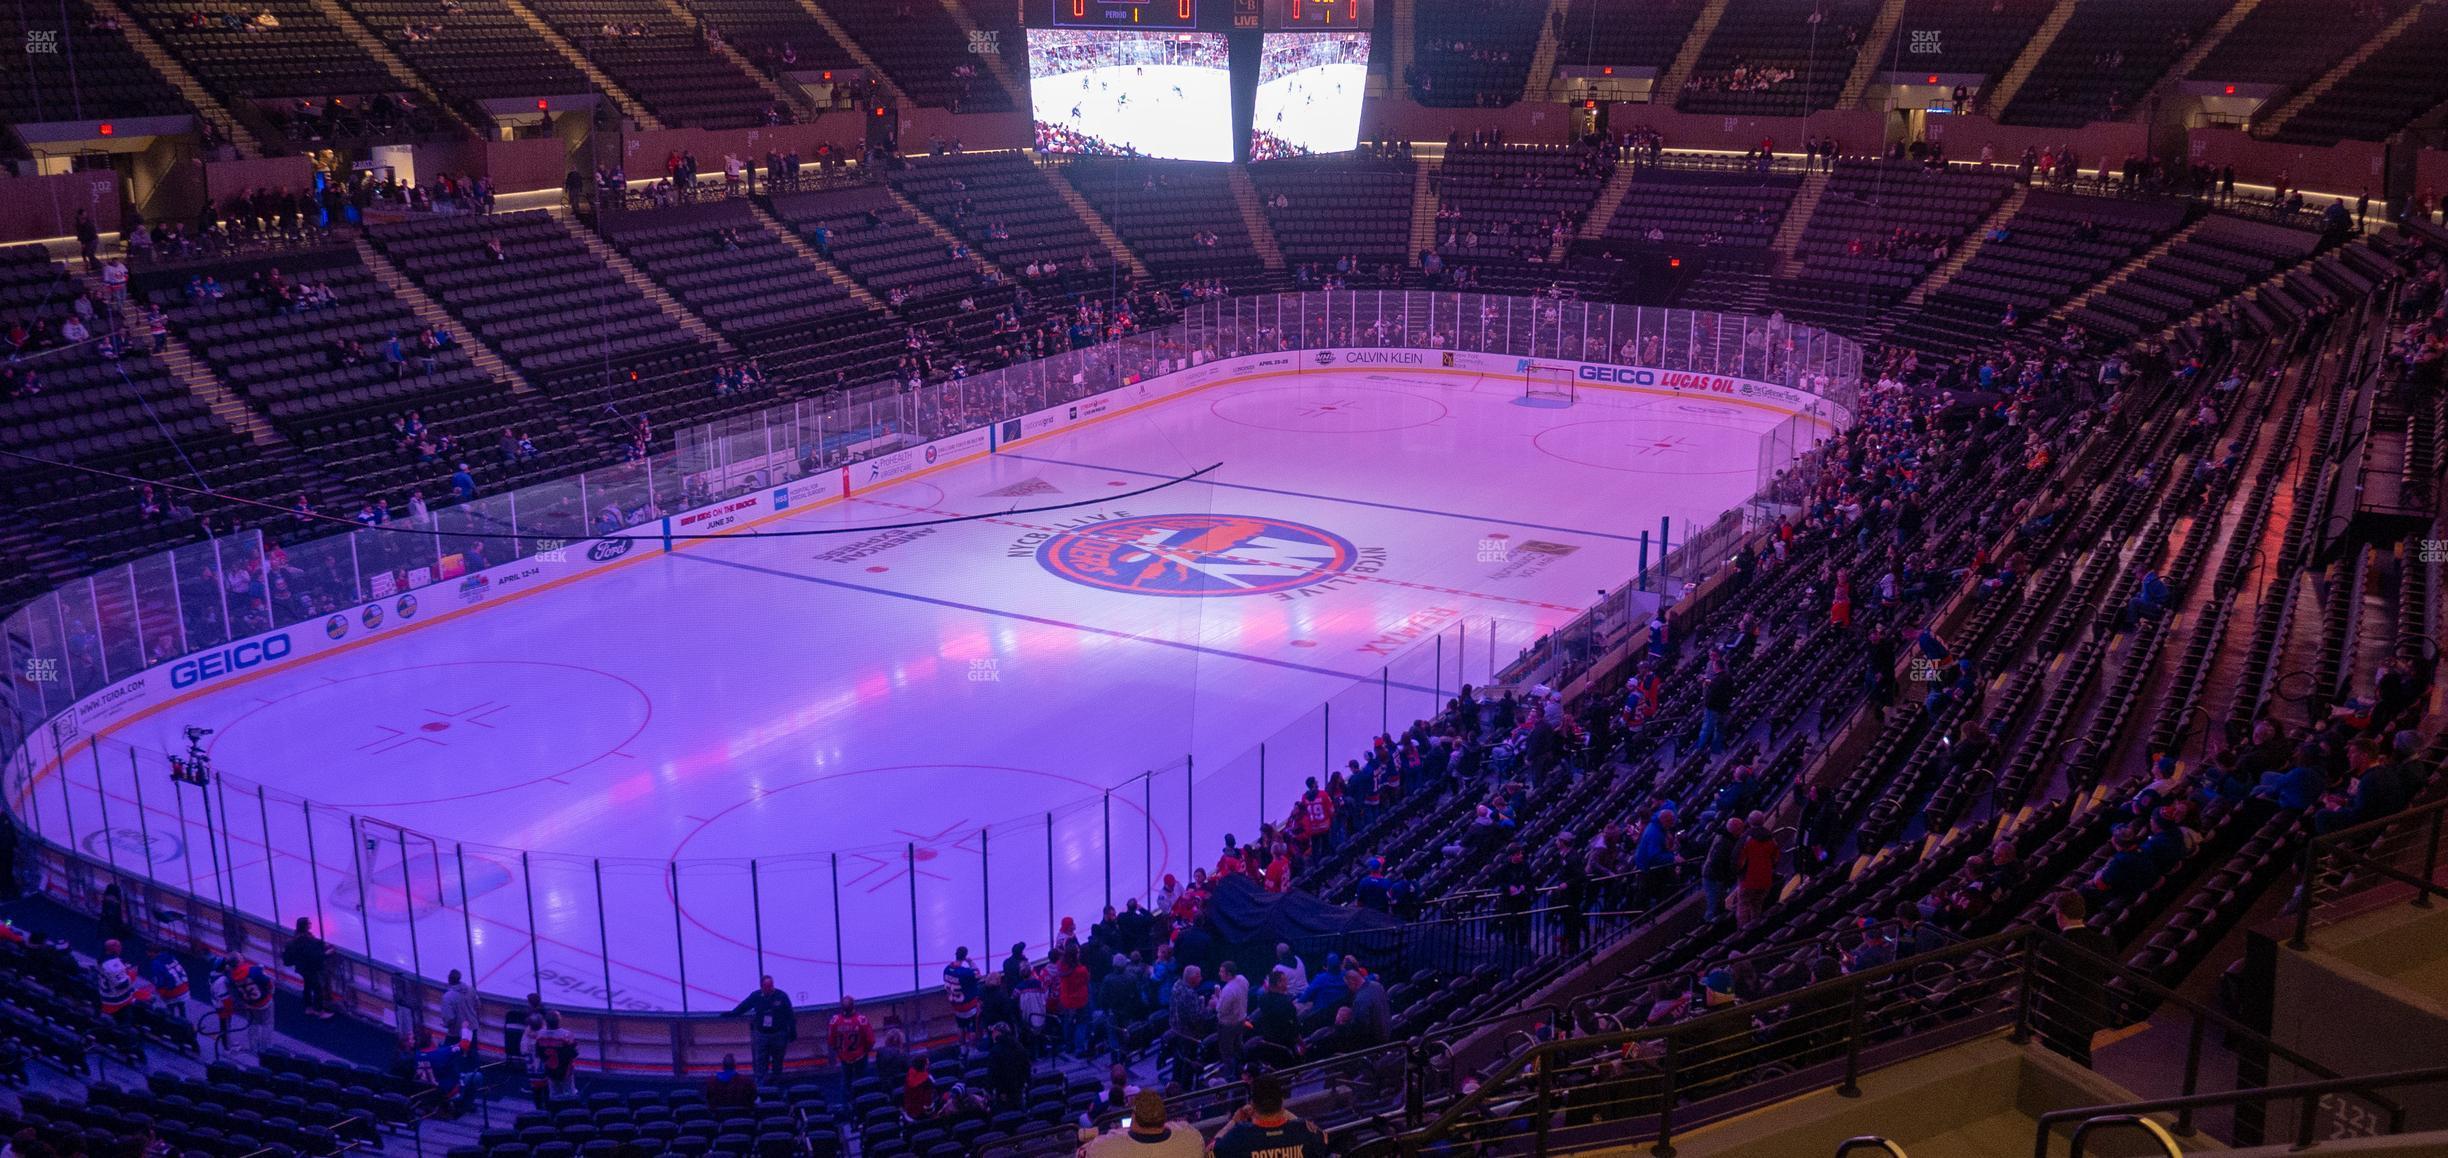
left=1002, top=452, right=1649, bottom=543
left=674, top=553, right=1444, bottom=694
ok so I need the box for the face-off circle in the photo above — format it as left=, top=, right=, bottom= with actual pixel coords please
left=1036, top=513, right=1358, bottom=597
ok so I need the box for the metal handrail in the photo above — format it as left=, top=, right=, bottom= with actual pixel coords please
left=2030, top=1064, right=2448, bottom=1158
left=2292, top=791, right=2448, bottom=949
left=1393, top=923, right=2403, bottom=1153
left=2065, top=1115, right=2181, bottom=1158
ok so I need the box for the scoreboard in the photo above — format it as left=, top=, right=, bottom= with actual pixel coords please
left=1232, top=0, right=1372, bottom=28
left=1048, top=0, right=1199, bottom=27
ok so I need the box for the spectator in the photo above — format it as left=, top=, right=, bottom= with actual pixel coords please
left=1700, top=815, right=1745, bottom=924
left=1736, top=813, right=1779, bottom=927
left=900, top=1054, right=937, bottom=1120
left=985, top=1020, right=1031, bottom=1111
left=1081, top=1089, right=1204, bottom=1156
left=439, top=968, right=476, bottom=1042
left=2035, top=891, right=2114, bottom=1066
left=282, top=917, right=333, bottom=1019
left=1250, top=968, right=1300, bottom=1059
left=1213, top=960, right=1249, bottom=1075
left=528, top=1011, right=579, bottom=1105
left=1210, top=1073, right=1329, bottom=1158
left=730, top=973, right=797, bottom=1083
left=828, top=995, right=874, bottom=1098
left=1164, top=965, right=1210, bottom=1088
left=1346, top=967, right=1390, bottom=1046
left=705, top=1054, right=757, bottom=1110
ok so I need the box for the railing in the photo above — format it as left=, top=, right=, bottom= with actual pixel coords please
left=0, top=291, right=1859, bottom=1069
left=1379, top=927, right=2401, bottom=1156
left=2035, top=1065, right=2448, bottom=1158
left=2291, top=794, right=2448, bottom=950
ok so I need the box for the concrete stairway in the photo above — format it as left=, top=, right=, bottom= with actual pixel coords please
left=784, top=0, right=908, bottom=106
left=1982, top=0, right=2082, bottom=117
left=353, top=236, right=541, bottom=398
left=1887, top=185, right=2028, bottom=315
left=1767, top=168, right=1831, bottom=272
left=650, top=0, right=812, bottom=118
left=2049, top=217, right=2206, bottom=322
left=1572, top=161, right=1641, bottom=245
left=933, top=0, right=1023, bottom=107
left=1408, top=156, right=1441, bottom=258
left=1656, top=0, right=1733, bottom=102
left=1524, top=0, right=1572, bottom=101
left=305, top=0, right=455, bottom=121
left=83, top=0, right=264, bottom=154
left=1039, top=160, right=1150, bottom=281
left=1225, top=167, right=1286, bottom=272
left=66, top=271, right=288, bottom=448
left=885, top=187, right=1002, bottom=281
left=1838, top=0, right=1912, bottom=106
left=1390, top=0, right=1418, bottom=101
left=558, top=209, right=734, bottom=353
left=499, top=0, right=663, bottom=130
left=2159, top=0, right=2270, bottom=97
left=159, top=331, right=288, bottom=449
left=746, top=201, right=888, bottom=312
left=2254, top=0, right=2434, bottom=138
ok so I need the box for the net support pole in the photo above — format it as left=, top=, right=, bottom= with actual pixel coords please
left=458, top=844, right=479, bottom=996
left=301, top=799, right=324, bottom=934
left=1184, top=756, right=1194, bottom=874
left=1258, top=744, right=1267, bottom=830
left=671, top=861, right=689, bottom=1015
left=831, top=852, right=846, bottom=997
left=56, top=748, right=79, bottom=859
left=1045, top=812, right=1056, bottom=948
left=1102, top=793, right=1112, bottom=909
left=130, top=750, right=153, bottom=881
left=400, top=827, right=423, bottom=979
left=257, top=784, right=279, bottom=925
left=907, top=843, right=921, bottom=994
left=521, top=850, right=542, bottom=997
left=216, top=776, right=244, bottom=907
left=90, top=745, right=118, bottom=872
left=979, top=827, right=990, bottom=965
left=749, top=858, right=765, bottom=981
left=351, top=816, right=373, bottom=960
left=593, top=858, right=613, bottom=1061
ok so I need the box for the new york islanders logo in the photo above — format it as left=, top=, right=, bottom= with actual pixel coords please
left=1037, top=513, right=1358, bottom=597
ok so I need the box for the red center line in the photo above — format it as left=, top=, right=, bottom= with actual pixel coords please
left=850, top=497, right=1586, bottom=613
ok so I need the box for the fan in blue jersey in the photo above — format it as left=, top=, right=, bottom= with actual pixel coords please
left=1208, top=1073, right=1328, bottom=1158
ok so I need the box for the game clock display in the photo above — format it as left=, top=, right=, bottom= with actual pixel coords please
left=1272, top=0, right=1370, bottom=27
left=1051, top=0, right=1198, bottom=28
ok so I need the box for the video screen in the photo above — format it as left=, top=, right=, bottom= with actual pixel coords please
left=1026, top=28, right=1232, bottom=162
left=1249, top=31, right=1369, bottom=160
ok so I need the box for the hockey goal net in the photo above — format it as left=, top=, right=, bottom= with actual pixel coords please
left=1522, top=363, right=1577, bottom=404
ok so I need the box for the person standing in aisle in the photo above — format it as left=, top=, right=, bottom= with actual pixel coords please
left=439, top=969, right=476, bottom=1043
left=1212, top=960, right=1249, bottom=1078
left=731, top=974, right=797, bottom=1083
left=827, top=995, right=874, bottom=1101
left=282, top=918, right=333, bottom=1018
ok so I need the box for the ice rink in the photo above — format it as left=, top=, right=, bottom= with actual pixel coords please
left=62, top=367, right=1797, bottom=1010
left=1031, top=63, right=1233, bottom=161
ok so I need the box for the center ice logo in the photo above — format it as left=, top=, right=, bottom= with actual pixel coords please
left=1037, top=513, right=1358, bottom=597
